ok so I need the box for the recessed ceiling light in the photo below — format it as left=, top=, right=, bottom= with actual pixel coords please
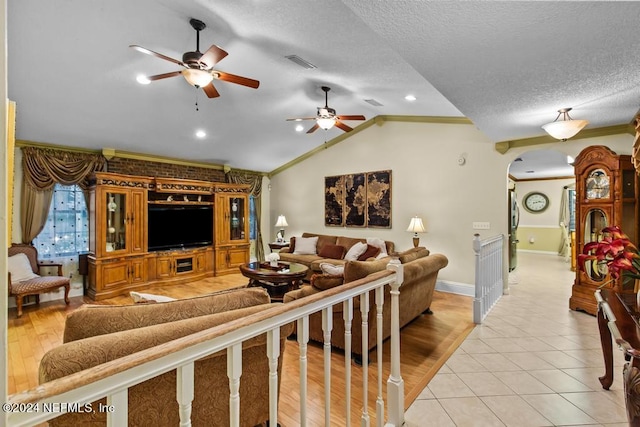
left=136, top=74, right=151, bottom=85
left=295, top=125, right=304, bottom=132
left=405, top=94, right=417, bottom=101
left=195, top=130, right=206, bottom=138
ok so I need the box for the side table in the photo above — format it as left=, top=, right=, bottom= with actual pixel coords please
left=596, top=288, right=640, bottom=426
left=268, top=241, right=290, bottom=252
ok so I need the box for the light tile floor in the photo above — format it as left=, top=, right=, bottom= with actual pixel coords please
left=405, top=251, right=629, bottom=427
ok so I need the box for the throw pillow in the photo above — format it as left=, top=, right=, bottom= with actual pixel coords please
left=344, top=241, right=368, bottom=261
left=8, top=253, right=39, bottom=284
left=293, top=236, right=319, bottom=255
left=318, top=244, right=346, bottom=260
left=311, top=273, right=345, bottom=291
left=366, top=237, right=388, bottom=259
left=320, top=262, right=345, bottom=276
left=398, top=247, right=431, bottom=263
left=358, top=244, right=381, bottom=261
left=130, top=291, right=177, bottom=304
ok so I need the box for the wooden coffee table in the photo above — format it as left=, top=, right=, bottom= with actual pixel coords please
left=240, top=261, right=308, bottom=302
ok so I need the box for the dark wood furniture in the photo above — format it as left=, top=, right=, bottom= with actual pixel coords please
left=8, top=244, right=70, bottom=317
left=596, top=288, right=640, bottom=426
left=240, top=261, right=308, bottom=302
left=268, top=241, right=290, bottom=252
left=213, top=184, right=250, bottom=275
left=570, top=146, right=639, bottom=315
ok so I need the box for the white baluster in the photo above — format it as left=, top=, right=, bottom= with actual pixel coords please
left=343, top=298, right=353, bottom=426
left=375, top=286, right=385, bottom=426
left=176, top=362, right=194, bottom=427
left=360, top=292, right=370, bottom=427
left=227, top=343, right=242, bottom=427
left=267, top=328, right=280, bottom=427
left=322, top=307, right=333, bottom=427
left=107, top=389, right=128, bottom=427
left=386, top=261, right=405, bottom=426
left=297, top=315, right=309, bottom=427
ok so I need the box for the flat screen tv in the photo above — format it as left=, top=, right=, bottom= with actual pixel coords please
left=148, top=205, right=213, bottom=251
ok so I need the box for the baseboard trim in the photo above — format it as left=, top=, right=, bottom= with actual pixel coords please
left=517, top=249, right=559, bottom=255
left=436, top=280, right=475, bottom=297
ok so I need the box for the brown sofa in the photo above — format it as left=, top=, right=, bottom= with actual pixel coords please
left=278, top=232, right=395, bottom=280
left=39, top=288, right=293, bottom=427
left=283, top=247, right=448, bottom=359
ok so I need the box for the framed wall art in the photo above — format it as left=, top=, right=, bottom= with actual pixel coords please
left=324, top=175, right=344, bottom=226
left=366, top=170, right=392, bottom=228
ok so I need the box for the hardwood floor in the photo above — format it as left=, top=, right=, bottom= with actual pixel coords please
left=7, top=274, right=473, bottom=425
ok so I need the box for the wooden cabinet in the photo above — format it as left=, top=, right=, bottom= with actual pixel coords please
left=214, top=184, right=250, bottom=275
left=88, top=173, right=247, bottom=298
left=570, top=145, right=639, bottom=315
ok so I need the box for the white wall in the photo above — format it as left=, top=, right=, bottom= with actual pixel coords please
left=268, top=120, right=635, bottom=288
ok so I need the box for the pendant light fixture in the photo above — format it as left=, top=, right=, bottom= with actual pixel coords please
left=542, top=108, right=589, bottom=141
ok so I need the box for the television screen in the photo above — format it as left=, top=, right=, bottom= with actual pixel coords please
left=148, top=205, right=213, bottom=251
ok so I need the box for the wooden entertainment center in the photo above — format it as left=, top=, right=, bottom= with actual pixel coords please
left=87, top=172, right=250, bottom=300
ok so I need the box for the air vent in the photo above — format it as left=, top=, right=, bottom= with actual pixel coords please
left=364, top=98, right=383, bottom=107
left=285, top=55, right=317, bottom=69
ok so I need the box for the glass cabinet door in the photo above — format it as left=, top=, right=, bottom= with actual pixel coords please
left=106, top=192, right=127, bottom=252
left=229, top=197, right=245, bottom=241
left=583, top=208, right=608, bottom=282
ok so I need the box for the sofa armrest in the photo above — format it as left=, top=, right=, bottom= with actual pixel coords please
left=64, top=288, right=270, bottom=342
left=402, top=253, right=448, bottom=284
left=42, top=303, right=292, bottom=383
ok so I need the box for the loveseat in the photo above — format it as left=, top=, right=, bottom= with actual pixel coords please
left=278, top=232, right=395, bottom=281
left=39, top=287, right=293, bottom=427
left=283, top=247, right=448, bottom=359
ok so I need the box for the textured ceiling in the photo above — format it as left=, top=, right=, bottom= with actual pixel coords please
left=8, top=1, right=640, bottom=174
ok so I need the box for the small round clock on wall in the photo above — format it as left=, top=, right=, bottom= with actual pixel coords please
left=523, top=191, right=549, bottom=213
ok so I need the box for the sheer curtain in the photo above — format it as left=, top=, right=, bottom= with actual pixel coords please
left=20, top=146, right=106, bottom=243
left=226, top=171, right=265, bottom=261
left=558, top=184, right=574, bottom=261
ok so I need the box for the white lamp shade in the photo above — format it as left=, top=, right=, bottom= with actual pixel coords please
left=406, top=217, right=426, bottom=233
left=316, top=117, right=336, bottom=130
left=542, top=119, right=589, bottom=140
left=182, top=69, right=214, bottom=88
left=275, top=215, right=289, bottom=227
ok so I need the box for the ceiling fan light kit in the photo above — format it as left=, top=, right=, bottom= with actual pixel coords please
left=542, top=108, right=589, bottom=141
left=130, top=18, right=259, bottom=99
left=287, top=86, right=365, bottom=134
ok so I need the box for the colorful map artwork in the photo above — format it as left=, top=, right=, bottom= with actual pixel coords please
left=367, top=171, right=391, bottom=228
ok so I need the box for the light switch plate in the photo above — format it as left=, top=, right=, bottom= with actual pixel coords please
left=473, top=222, right=490, bottom=230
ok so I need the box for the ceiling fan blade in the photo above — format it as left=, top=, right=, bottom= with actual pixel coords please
left=199, top=44, right=229, bottom=69
left=306, top=123, right=320, bottom=134
left=147, top=71, right=182, bottom=81
left=215, top=71, right=260, bottom=89
left=130, top=45, right=185, bottom=67
left=335, top=121, right=354, bottom=133
left=336, top=115, right=366, bottom=121
left=286, top=117, right=316, bottom=121
left=202, top=82, right=220, bottom=98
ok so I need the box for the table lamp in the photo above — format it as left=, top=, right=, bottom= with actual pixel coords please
left=406, top=216, right=426, bottom=248
left=275, top=215, right=289, bottom=241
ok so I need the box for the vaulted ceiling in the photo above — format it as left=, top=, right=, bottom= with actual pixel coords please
left=8, top=1, right=640, bottom=174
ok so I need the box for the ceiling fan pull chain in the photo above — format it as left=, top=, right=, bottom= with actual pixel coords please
left=195, top=91, right=200, bottom=111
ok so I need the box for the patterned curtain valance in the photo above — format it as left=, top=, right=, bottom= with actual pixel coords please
left=226, top=170, right=263, bottom=197
left=633, top=116, right=640, bottom=175
left=22, top=146, right=107, bottom=191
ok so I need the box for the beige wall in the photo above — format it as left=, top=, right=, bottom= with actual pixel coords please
left=268, top=120, right=635, bottom=288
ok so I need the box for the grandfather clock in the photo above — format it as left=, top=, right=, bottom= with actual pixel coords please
left=570, top=145, right=639, bottom=315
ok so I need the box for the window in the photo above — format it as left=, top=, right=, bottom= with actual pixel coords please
left=33, top=184, right=89, bottom=258
left=249, top=196, right=257, bottom=241
left=568, top=189, right=576, bottom=232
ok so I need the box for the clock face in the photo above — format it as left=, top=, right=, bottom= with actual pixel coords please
left=586, top=169, right=610, bottom=199
left=523, top=192, right=549, bottom=213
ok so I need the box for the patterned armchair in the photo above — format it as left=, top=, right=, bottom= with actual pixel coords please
left=7, top=244, right=70, bottom=317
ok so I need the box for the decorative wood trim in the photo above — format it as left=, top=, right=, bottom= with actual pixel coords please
left=153, top=177, right=213, bottom=194
left=91, top=172, right=153, bottom=188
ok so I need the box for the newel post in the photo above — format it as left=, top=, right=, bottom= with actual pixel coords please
left=385, top=259, right=405, bottom=426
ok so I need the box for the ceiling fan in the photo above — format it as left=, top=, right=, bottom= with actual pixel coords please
left=130, top=18, right=259, bottom=98
left=287, top=86, right=365, bottom=133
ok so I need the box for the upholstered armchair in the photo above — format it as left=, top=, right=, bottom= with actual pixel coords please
left=7, top=244, right=70, bottom=317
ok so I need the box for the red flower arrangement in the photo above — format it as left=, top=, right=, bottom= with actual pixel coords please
left=578, top=226, right=640, bottom=289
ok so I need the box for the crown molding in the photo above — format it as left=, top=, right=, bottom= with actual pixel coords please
left=15, top=139, right=102, bottom=154
left=494, top=124, right=633, bottom=154
left=268, top=115, right=473, bottom=177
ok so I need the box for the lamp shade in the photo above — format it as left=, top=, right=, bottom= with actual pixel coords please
left=406, top=217, right=426, bottom=233
left=542, top=108, right=589, bottom=141
left=275, top=215, right=288, bottom=227
left=317, top=117, right=336, bottom=130
left=182, top=69, right=214, bottom=88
